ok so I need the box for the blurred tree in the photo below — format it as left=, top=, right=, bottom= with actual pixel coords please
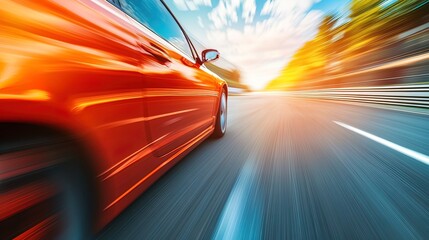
left=267, top=15, right=338, bottom=89
left=342, top=0, right=385, bottom=70
left=383, top=0, right=429, bottom=35
left=267, top=0, right=429, bottom=90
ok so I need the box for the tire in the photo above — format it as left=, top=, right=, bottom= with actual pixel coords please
left=212, top=89, right=227, bottom=138
left=0, top=137, right=93, bottom=239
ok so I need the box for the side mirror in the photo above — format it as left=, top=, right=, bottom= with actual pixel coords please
left=201, top=49, right=220, bottom=63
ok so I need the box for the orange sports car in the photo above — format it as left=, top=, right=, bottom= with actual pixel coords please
left=0, top=0, right=227, bottom=238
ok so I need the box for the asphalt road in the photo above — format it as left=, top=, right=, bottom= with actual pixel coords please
left=98, top=94, right=429, bottom=240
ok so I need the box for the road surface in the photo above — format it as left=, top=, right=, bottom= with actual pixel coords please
left=98, top=94, right=429, bottom=239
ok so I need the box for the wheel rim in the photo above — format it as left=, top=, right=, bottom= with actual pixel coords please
left=220, top=92, right=227, bottom=133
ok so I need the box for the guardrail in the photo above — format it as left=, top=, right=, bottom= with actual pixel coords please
left=293, top=84, right=429, bottom=109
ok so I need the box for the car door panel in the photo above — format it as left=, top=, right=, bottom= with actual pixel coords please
left=119, top=0, right=217, bottom=158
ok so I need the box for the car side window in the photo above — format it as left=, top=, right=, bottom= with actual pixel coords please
left=118, top=0, right=194, bottom=59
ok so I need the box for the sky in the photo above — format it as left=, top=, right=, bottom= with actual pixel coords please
left=165, top=0, right=351, bottom=90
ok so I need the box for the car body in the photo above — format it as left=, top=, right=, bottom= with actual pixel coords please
left=0, top=0, right=227, bottom=237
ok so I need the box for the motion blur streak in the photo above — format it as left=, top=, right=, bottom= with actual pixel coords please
left=101, top=117, right=212, bottom=179
left=99, top=95, right=429, bottom=239
left=334, top=121, right=429, bottom=165
left=0, top=90, right=50, bottom=101
left=99, top=134, right=168, bottom=178
left=104, top=126, right=213, bottom=211
left=72, top=92, right=143, bottom=112
left=98, top=108, right=198, bottom=129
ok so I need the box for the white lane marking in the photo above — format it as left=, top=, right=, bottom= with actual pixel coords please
left=212, top=154, right=262, bottom=240
left=334, top=121, right=429, bottom=165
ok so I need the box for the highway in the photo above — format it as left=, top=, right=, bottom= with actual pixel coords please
left=98, top=94, right=429, bottom=239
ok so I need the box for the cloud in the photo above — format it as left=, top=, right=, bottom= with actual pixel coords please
left=173, top=0, right=212, bottom=11
left=242, top=0, right=257, bottom=24
left=204, top=0, right=323, bottom=89
left=208, top=0, right=239, bottom=29
left=208, top=0, right=256, bottom=28
left=261, top=0, right=320, bottom=16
